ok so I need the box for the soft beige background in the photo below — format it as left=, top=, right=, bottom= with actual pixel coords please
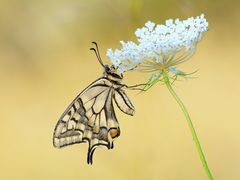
left=0, top=0, right=240, bottom=179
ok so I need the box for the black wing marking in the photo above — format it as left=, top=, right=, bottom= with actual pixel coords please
left=53, top=77, right=121, bottom=164
left=114, top=88, right=135, bottom=116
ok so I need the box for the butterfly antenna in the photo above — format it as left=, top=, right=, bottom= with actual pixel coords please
left=90, top=41, right=105, bottom=67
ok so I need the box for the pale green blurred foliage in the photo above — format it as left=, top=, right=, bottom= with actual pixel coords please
left=0, top=0, right=240, bottom=180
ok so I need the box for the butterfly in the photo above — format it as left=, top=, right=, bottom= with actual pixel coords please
left=53, top=42, right=143, bottom=164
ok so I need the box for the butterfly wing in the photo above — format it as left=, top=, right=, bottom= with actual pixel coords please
left=53, top=77, right=121, bottom=164
left=114, top=88, right=135, bottom=116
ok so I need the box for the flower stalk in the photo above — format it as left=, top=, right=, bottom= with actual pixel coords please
left=162, top=70, right=213, bottom=180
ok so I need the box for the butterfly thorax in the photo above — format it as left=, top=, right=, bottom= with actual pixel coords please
left=104, top=65, right=123, bottom=83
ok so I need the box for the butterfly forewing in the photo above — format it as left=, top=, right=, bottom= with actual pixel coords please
left=53, top=77, right=134, bottom=164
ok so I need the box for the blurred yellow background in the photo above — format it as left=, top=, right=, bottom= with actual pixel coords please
left=0, top=0, right=240, bottom=179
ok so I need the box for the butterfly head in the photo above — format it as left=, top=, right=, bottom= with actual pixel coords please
left=90, top=42, right=123, bottom=82
left=104, top=65, right=123, bottom=82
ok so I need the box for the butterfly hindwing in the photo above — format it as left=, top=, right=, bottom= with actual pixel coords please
left=114, top=88, right=135, bottom=116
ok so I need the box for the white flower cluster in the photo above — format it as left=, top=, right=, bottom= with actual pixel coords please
left=106, top=41, right=143, bottom=73
left=106, top=14, right=208, bottom=73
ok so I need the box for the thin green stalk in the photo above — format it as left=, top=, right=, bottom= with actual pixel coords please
left=162, top=71, right=213, bottom=180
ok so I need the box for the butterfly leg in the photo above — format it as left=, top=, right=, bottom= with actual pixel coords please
left=121, top=83, right=149, bottom=91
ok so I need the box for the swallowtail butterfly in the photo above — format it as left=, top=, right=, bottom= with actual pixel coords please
left=53, top=42, right=141, bottom=164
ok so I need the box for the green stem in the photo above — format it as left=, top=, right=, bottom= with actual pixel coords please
left=162, top=71, right=213, bottom=180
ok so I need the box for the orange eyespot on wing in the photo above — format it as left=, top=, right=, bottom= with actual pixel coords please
left=109, top=128, right=120, bottom=138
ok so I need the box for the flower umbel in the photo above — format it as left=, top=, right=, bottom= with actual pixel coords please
left=137, top=14, right=208, bottom=86
left=107, top=14, right=208, bottom=81
left=136, top=14, right=208, bottom=63
left=106, top=14, right=213, bottom=179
